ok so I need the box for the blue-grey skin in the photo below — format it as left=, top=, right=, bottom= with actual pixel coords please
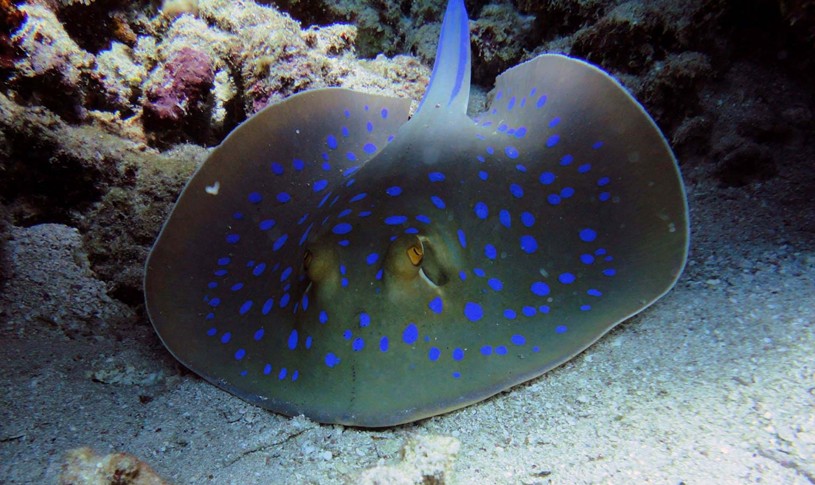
left=145, top=0, right=689, bottom=427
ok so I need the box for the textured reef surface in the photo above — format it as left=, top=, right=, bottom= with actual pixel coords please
left=1, top=0, right=814, bottom=483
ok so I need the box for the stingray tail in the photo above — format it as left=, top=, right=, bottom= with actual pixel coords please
left=414, top=0, right=471, bottom=117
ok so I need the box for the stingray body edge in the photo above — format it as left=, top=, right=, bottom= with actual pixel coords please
left=145, top=0, right=689, bottom=427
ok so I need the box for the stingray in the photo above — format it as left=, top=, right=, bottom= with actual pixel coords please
left=145, top=0, right=688, bottom=427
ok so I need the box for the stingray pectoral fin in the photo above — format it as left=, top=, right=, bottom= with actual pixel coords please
left=144, top=88, right=411, bottom=411
left=480, top=54, right=688, bottom=310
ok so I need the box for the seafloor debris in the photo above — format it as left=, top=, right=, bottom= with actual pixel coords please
left=58, top=447, right=169, bottom=485
left=357, top=435, right=461, bottom=485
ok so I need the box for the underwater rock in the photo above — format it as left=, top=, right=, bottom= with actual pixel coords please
left=58, top=447, right=168, bottom=485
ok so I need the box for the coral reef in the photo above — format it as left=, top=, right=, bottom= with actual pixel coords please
left=59, top=447, right=168, bottom=485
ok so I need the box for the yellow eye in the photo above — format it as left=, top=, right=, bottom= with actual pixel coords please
left=407, top=244, right=423, bottom=266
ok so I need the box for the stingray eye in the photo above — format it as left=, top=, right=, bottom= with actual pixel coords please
left=303, top=245, right=335, bottom=283
left=407, top=244, right=423, bottom=266
left=303, top=249, right=313, bottom=270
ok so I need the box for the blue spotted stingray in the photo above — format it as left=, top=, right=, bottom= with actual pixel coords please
left=145, top=0, right=688, bottom=427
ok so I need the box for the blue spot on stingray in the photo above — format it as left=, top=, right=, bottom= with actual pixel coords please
left=293, top=158, right=304, bottom=171
left=588, top=289, right=602, bottom=296
left=416, top=215, right=431, bottom=223
left=278, top=368, right=287, bottom=380
left=561, top=187, right=575, bottom=198
left=459, top=270, right=467, bottom=281
left=495, top=346, right=508, bottom=355
left=343, top=329, right=352, bottom=340
left=499, top=210, right=511, bottom=228
left=318, top=310, right=328, bottom=324
left=485, top=244, right=497, bottom=260
left=555, top=325, right=568, bottom=334
left=262, top=298, right=274, bottom=315
left=603, top=268, right=617, bottom=276
left=515, top=126, right=527, bottom=138
left=452, top=348, right=464, bottom=361
left=549, top=117, right=561, bottom=128
left=505, top=146, right=519, bottom=159
left=488, top=278, right=503, bottom=291
left=536, top=94, right=547, bottom=108
left=313, top=179, right=328, bottom=192
left=217, top=257, right=230, bottom=265
left=522, top=306, right=536, bottom=317
left=333, top=222, right=352, bottom=235
left=511, top=335, right=526, bottom=346
left=346, top=152, right=357, bottom=161
left=559, top=272, right=576, bottom=284
left=429, top=347, right=441, bottom=361
left=287, top=329, right=298, bottom=350
left=457, top=229, right=467, bottom=248
left=380, top=336, right=389, bottom=352
left=431, top=196, right=446, bottom=209
left=510, top=184, right=524, bottom=198
left=598, top=176, right=610, bottom=186
left=516, top=164, right=527, bottom=173
left=473, top=268, right=485, bottom=277
left=386, top=186, right=402, bottom=196
left=327, top=135, right=338, bottom=149
left=520, top=235, right=538, bottom=254
left=363, top=143, right=377, bottom=154
left=352, top=337, right=364, bottom=352
left=343, top=166, right=359, bottom=177
left=429, top=296, right=443, bottom=314
left=263, top=363, right=272, bottom=374
left=546, top=135, right=560, bottom=147
left=338, top=209, right=352, bottom=218
left=259, top=219, right=275, bottom=231
left=277, top=192, right=291, bottom=203
left=520, top=212, right=535, bottom=227
left=403, top=323, right=418, bottom=345
left=248, top=192, right=262, bottom=204
left=486, top=146, right=494, bottom=154
left=580, top=253, right=595, bottom=264
left=578, top=163, right=591, bottom=173
left=226, top=234, right=240, bottom=244
left=580, top=228, right=597, bottom=242
left=239, top=300, right=252, bottom=315
left=220, top=332, right=231, bottom=344
left=235, top=349, right=245, bottom=360
left=366, top=121, right=373, bottom=132
left=531, top=282, right=550, bottom=296
left=209, top=297, right=221, bottom=307
left=547, top=194, right=561, bottom=206
left=474, top=202, right=488, bottom=219
left=381, top=108, right=388, bottom=119
left=342, top=126, right=349, bottom=137
left=539, top=172, right=555, bottom=185
left=593, top=140, right=604, bottom=149
left=599, top=192, right=611, bottom=201
left=280, top=266, right=293, bottom=282
left=273, top=234, right=289, bottom=251
left=504, top=309, right=517, bottom=320
left=325, top=352, right=340, bottom=367
left=464, top=302, right=483, bottom=321
left=350, top=193, right=367, bottom=203
left=232, top=211, right=243, bottom=220
left=479, top=170, right=488, bottom=180
left=385, top=215, right=407, bottom=225
left=366, top=252, right=379, bottom=265
left=507, top=96, right=516, bottom=110
left=271, top=162, right=284, bottom=175
left=279, top=293, right=290, bottom=308
left=428, top=172, right=445, bottom=182
left=359, top=312, right=370, bottom=328
left=560, top=154, right=574, bottom=166
left=480, top=345, right=492, bottom=356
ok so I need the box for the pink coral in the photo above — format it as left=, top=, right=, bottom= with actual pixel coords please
left=143, top=46, right=214, bottom=142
